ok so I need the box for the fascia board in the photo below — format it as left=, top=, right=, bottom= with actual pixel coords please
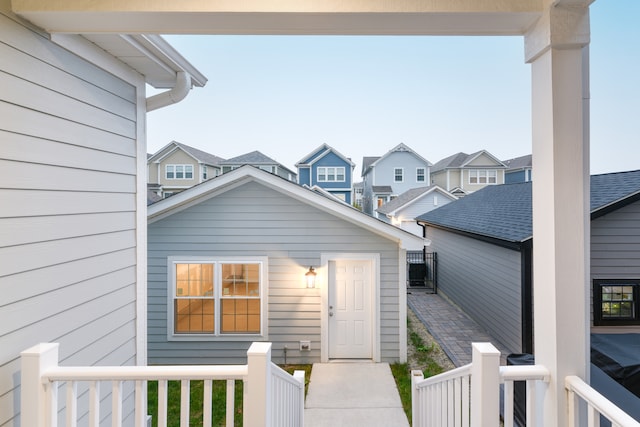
left=461, top=150, right=506, bottom=168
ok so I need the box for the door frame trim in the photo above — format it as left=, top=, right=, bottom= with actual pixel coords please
left=320, top=253, right=380, bottom=362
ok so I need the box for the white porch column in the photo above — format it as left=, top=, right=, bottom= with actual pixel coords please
left=525, top=2, right=590, bottom=426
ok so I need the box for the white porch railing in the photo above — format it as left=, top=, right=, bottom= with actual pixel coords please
left=412, top=342, right=640, bottom=427
left=21, top=341, right=304, bottom=427
left=566, top=375, right=640, bottom=427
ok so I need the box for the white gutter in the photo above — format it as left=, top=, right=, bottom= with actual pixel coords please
left=146, top=70, right=192, bottom=112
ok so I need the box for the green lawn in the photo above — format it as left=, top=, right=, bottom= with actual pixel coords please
left=147, top=365, right=311, bottom=427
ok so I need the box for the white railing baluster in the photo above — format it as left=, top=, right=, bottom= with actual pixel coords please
left=157, top=380, right=168, bottom=427
left=503, top=380, right=514, bottom=427
left=526, top=379, right=536, bottom=426
left=226, top=379, right=235, bottom=427
left=90, top=381, right=100, bottom=427
left=134, top=380, right=146, bottom=427
left=588, top=404, right=600, bottom=427
left=203, top=380, right=212, bottom=427
left=180, top=380, right=189, bottom=426
left=112, top=380, right=123, bottom=427
left=66, top=381, right=78, bottom=427
left=462, top=374, right=470, bottom=427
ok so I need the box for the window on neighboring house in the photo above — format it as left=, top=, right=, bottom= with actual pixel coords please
left=469, top=169, right=497, bottom=184
left=416, top=168, right=425, bottom=183
left=222, top=166, right=237, bottom=174
left=202, top=165, right=208, bottom=180
left=169, top=258, right=265, bottom=338
left=593, top=280, right=640, bottom=326
left=317, top=167, right=345, bottom=182
left=166, top=164, right=194, bottom=180
left=394, top=168, right=404, bottom=183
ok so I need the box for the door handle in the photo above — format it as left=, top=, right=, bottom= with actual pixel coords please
left=329, top=311, right=334, bottom=317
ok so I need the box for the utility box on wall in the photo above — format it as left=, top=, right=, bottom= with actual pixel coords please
left=299, top=340, right=311, bottom=351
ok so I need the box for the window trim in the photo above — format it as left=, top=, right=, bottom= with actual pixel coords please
left=166, top=164, right=194, bottom=180
left=317, top=166, right=346, bottom=183
left=593, top=279, right=640, bottom=326
left=167, top=256, right=268, bottom=341
left=416, top=167, right=426, bottom=183
left=394, top=167, right=404, bottom=183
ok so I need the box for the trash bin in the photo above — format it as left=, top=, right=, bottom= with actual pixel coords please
left=506, top=353, right=535, bottom=427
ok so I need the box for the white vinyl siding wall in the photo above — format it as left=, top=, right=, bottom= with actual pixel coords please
left=0, top=15, right=140, bottom=426
left=425, top=227, right=523, bottom=354
left=148, top=181, right=402, bottom=364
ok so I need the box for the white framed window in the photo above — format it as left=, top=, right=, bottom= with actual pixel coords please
left=202, top=165, right=208, bottom=180
left=394, top=168, right=404, bottom=183
left=416, top=168, right=426, bottom=182
left=469, top=169, right=497, bottom=184
left=166, top=164, right=194, bottom=180
left=317, top=166, right=345, bottom=182
left=168, top=257, right=267, bottom=340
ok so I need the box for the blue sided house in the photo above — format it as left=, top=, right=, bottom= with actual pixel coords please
left=296, top=144, right=356, bottom=204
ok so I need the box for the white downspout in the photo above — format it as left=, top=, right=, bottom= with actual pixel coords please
left=146, top=70, right=192, bottom=112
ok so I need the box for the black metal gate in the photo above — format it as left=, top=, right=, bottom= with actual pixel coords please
left=407, top=251, right=437, bottom=293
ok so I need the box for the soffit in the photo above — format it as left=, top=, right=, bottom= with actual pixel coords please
left=14, top=0, right=545, bottom=36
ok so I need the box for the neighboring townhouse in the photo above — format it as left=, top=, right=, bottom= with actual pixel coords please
left=361, top=143, right=432, bottom=215
left=220, top=150, right=297, bottom=182
left=147, top=166, right=426, bottom=365
left=376, top=185, right=457, bottom=235
left=430, top=150, right=507, bottom=195
left=295, top=143, right=356, bottom=204
left=503, top=154, right=533, bottom=183
left=353, top=181, right=364, bottom=209
left=148, top=141, right=225, bottom=198
left=416, top=170, right=640, bottom=358
left=0, top=8, right=205, bottom=425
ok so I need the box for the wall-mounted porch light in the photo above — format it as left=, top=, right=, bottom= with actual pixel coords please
left=305, top=266, right=317, bottom=288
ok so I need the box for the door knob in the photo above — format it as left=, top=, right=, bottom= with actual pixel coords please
left=329, top=312, right=334, bottom=317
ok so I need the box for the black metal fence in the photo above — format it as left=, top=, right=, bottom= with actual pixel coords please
left=407, top=251, right=437, bottom=293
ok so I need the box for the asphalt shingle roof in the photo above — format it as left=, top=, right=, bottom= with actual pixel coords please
left=172, top=141, right=225, bottom=165
left=417, top=170, right=640, bottom=243
left=377, top=186, right=438, bottom=215
left=502, top=154, right=532, bottom=170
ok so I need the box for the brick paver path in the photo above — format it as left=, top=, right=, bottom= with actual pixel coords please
left=407, top=290, right=512, bottom=366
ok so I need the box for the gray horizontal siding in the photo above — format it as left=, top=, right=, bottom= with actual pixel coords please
left=0, top=14, right=139, bottom=427
left=426, top=227, right=523, bottom=354
left=591, top=200, right=640, bottom=278
left=148, top=181, right=402, bottom=364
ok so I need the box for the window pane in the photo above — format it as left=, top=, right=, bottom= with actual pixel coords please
left=337, top=167, right=345, bottom=181
left=176, top=165, right=184, bottom=179
left=222, top=263, right=259, bottom=296
left=394, top=168, right=403, bottom=182
left=417, top=168, right=425, bottom=182
left=221, top=299, right=260, bottom=334
left=185, top=165, right=193, bottom=179
left=166, top=165, right=175, bottom=179
left=175, top=300, right=215, bottom=333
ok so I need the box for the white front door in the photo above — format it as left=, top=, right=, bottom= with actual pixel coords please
left=328, top=259, right=372, bottom=359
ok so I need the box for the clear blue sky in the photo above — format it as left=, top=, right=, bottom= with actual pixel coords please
left=147, top=1, right=639, bottom=176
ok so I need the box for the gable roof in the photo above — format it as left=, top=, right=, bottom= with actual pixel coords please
left=295, top=143, right=355, bottom=169
left=148, top=165, right=427, bottom=250
left=148, top=141, right=225, bottom=166
left=431, top=150, right=506, bottom=173
left=220, top=150, right=296, bottom=175
left=503, top=154, right=532, bottom=171
left=417, top=169, right=640, bottom=244
left=361, top=143, right=432, bottom=177
left=376, top=185, right=457, bottom=216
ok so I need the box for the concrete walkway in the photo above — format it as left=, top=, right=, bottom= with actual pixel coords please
left=304, top=362, right=409, bottom=427
left=407, top=290, right=512, bottom=366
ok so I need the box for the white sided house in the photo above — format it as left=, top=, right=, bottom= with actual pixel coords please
left=147, top=166, right=426, bottom=365
left=0, top=3, right=206, bottom=426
